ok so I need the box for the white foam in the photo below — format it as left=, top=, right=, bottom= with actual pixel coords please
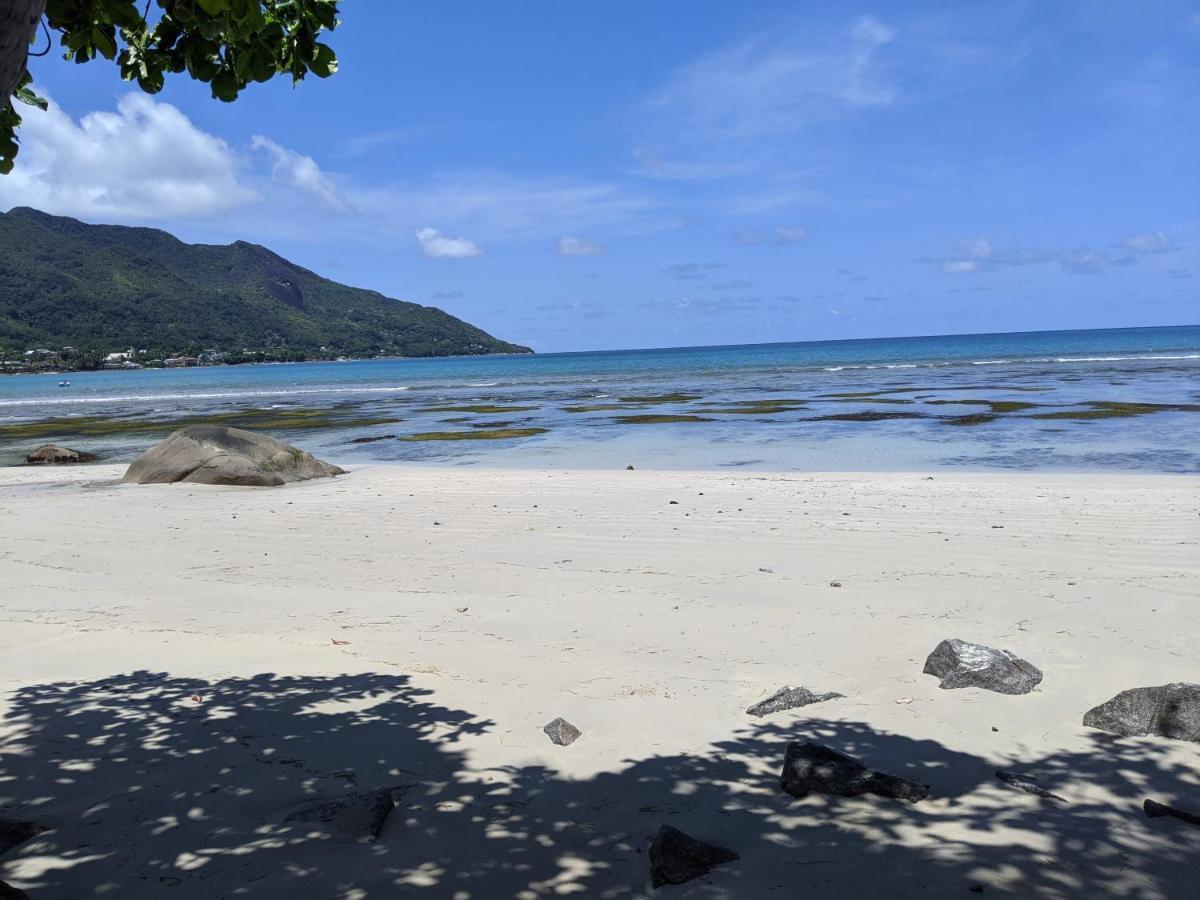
left=0, top=385, right=411, bottom=408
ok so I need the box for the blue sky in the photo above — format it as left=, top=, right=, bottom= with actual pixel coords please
left=3, top=2, right=1197, bottom=352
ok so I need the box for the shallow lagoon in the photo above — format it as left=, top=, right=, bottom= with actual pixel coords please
left=2, top=325, right=1198, bottom=472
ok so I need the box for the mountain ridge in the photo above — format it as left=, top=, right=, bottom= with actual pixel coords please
left=0, top=207, right=531, bottom=361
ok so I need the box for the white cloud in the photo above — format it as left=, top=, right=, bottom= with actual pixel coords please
left=557, top=235, right=606, bottom=256
left=645, top=18, right=900, bottom=146
left=414, top=227, right=483, bottom=259
left=1120, top=231, right=1172, bottom=254
left=735, top=224, right=809, bottom=246
left=0, top=93, right=255, bottom=220
left=357, top=174, right=656, bottom=241
left=0, top=93, right=654, bottom=250
left=935, top=233, right=1176, bottom=275
left=251, top=135, right=347, bottom=210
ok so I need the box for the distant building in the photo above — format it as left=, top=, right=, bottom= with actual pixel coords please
left=163, top=356, right=199, bottom=368
left=103, top=349, right=136, bottom=369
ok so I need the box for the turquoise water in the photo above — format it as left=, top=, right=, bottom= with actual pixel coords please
left=2, top=325, right=1198, bottom=472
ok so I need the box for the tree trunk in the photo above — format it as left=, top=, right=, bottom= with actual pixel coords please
left=0, top=0, right=47, bottom=107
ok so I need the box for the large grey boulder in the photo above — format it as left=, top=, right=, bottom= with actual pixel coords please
left=923, top=638, right=1043, bottom=695
left=282, top=788, right=394, bottom=841
left=746, top=685, right=844, bottom=717
left=123, top=425, right=344, bottom=486
left=1083, top=683, right=1200, bottom=743
left=780, top=741, right=929, bottom=803
left=648, top=825, right=738, bottom=888
left=25, top=443, right=95, bottom=465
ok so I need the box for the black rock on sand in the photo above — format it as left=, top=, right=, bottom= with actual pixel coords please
left=780, top=741, right=930, bottom=803
left=923, top=638, right=1043, bottom=695
left=543, top=717, right=582, bottom=746
left=746, top=685, right=844, bottom=717
left=0, top=818, right=46, bottom=856
left=648, top=825, right=738, bottom=888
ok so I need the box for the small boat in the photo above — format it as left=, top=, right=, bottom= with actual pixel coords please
left=58, top=380, right=71, bottom=387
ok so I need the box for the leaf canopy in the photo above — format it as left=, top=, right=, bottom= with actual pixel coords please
left=1, top=0, right=341, bottom=172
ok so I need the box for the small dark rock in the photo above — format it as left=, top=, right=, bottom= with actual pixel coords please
left=995, top=771, right=1066, bottom=802
left=923, top=638, right=1042, bottom=695
left=648, top=825, right=738, bottom=888
left=829, top=580, right=842, bottom=588
left=626, top=465, right=635, bottom=470
left=1083, top=683, right=1200, bottom=743
left=543, top=717, right=582, bottom=746
left=282, top=788, right=395, bottom=841
left=1143, top=798, right=1200, bottom=827
left=0, top=818, right=46, bottom=856
left=780, top=741, right=929, bottom=803
left=968, top=886, right=984, bottom=894
left=25, top=444, right=95, bottom=465
left=746, top=685, right=844, bottom=717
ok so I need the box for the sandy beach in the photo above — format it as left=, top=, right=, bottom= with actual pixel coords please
left=1, top=463, right=1198, bottom=898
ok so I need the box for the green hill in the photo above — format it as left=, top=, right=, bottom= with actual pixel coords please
left=0, top=207, right=531, bottom=361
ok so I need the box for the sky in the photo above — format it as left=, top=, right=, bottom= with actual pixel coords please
left=2, top=1, right=1197, bottom=353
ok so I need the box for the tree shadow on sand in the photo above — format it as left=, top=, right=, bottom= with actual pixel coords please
left=1, top=671, right=1197, bottom=898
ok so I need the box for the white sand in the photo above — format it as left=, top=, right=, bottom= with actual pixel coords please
left=1, top=464, right=1198, bottom=898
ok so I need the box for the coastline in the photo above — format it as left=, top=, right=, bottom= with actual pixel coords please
left=2, top=464, right=1197, bottom=896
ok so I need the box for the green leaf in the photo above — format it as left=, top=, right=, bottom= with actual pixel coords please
left=13, top=85, right=48, bottom=111
left=92, top=26, right=118, bottom=60
left=309, top=43, right=337, bottom=78
left=211, top=70, right=240, bottom=102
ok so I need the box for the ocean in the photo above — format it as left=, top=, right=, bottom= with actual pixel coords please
left=2, top=324, right=1198, bottom=472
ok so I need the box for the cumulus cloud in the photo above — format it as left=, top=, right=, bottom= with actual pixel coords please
left=0, top=93, right=255, bottom=220
left=414, top=227, right=483, bottom=259
left=251, top=135, right=346, bottom=210
left=557, top=235, right=606, bottom=256
left=735, top=224, right=809, bottom=246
